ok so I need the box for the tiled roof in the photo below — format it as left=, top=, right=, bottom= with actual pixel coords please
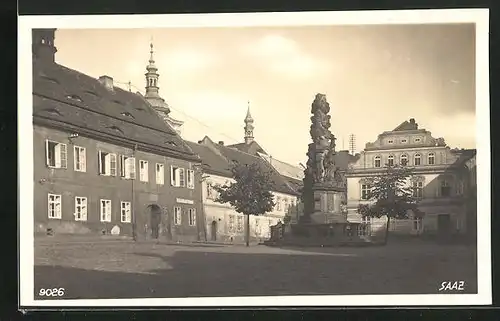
left=226, top=141, right=268, bottom=155
left=32, top=61, right=199, bottom=162
left=185, top=141, right=231, bottom=177
left=188, top=139, right=299, bottom=196
left=257, top=152, right=304, bottom=181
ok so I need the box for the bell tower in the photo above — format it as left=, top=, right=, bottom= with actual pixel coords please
left=244, top=101, right=254, bottom=145
left=145, top=42, right=160, bottom=99
left=32, top=28, right=57, bottom=63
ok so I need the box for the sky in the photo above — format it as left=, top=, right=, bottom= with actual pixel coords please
left=53, top=24, right=476, bottom=165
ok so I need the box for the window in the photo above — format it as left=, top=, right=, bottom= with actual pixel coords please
left=400, top=154, right=408, bottom=166
left=374, top=155, right=381, bottom=168
left=74, top=196, right=87, bottom=221
left=237, top=216, right=244, bottom=232
left=389, top=217, right=397, bottom=231
left=414, top=153, right=421, bottom=166
left=413, top=217, right=423, bottom=232
left=48, top=194, right=62, bottom=219
left=45, top=140, right=67, bottom=169
left=358, top=216, right=371, bottom=236
left=457, top=181, right=464, bottom=195
left=174, top=207, right=182, bottom=225
left=228, top=215, right=235, bottom=233
left=387, top=155, right=394, bottom=167
left=98, top=151, right=117, bottom=176
left=119, top=155, right=136, bottom=179
left=206, top=182, right=214, bottom=199
left=412, top=181, right=423, bottom=198
left=361, top=184, right=370, bottom=200
left=415, top=138, right=421, bottom=143
left=440, top=180, right=451, bottom=197
left=179, top=168, right=186, bottom=187
left=100, top=199, right=112, bottom=222
left=188, top=208, right=196, bottom=226
left=74, top=146, right=86, bottom=172
left=170, top=166, right=186, bottom=187
left=139, top=160, right=149, bottom=182
left=121, top=201, right=131, bottom=223
left=401, top=139, right=407, bottom=143
left=156, top=163, right=164, bottom=185
left=428, top=153, right=435, bottom=165
left=387, top=139, right=394, bottom=144
left=276, top=197, right=282, bottom=211
left=187, top=169, right=195, bottom=189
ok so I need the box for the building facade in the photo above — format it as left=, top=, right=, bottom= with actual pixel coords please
left=187, top=137, right=300, bottom=243
left=32, top=29, right=203, bottom=242
left=345, top=118, right=476, bottom=238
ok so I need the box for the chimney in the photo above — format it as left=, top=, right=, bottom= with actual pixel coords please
left=197, top=140, right=203, bottom=144
left=98, top=75, right=114, bottom=91
left=409, top=118, right=415, bottom=124
left=218, top=141, right=224, bottom=146
left=32, top=29, right=57, bottom=63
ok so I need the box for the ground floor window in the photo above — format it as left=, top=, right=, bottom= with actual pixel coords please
left=413, top=217, right=423, bottom=232
left=389, top=217, right=397, bottom=231
left=48, top=194, right=62, bottom=219
left=100, top=199, right=111, bottom=222
left=188, top=208, right=196, bottom=226
left=358, top=216, right=372, bottom=236
left=228, top=215, right=235, bottom=233
left=74, top=196, right=87, bottom=221
left=120, top=201, right=131, bottom=223
left=237, top=215, right=244, bottom=232
left=174, top=207, right=182, bottom=225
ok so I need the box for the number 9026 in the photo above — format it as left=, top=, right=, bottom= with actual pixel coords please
left=39, top=288, right=65, bottom=297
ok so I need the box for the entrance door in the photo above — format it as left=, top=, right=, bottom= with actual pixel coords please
left=211, top=221, right=217, bottom=241
left=437, top=214, right=451, bottom=236
left=148, top=204, right=161, bottom=239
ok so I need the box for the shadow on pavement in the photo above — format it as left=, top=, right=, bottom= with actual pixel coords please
left=34, top=246, right=477, bottom=300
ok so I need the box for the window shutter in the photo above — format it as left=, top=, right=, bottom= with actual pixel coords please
left=110, top=154, right=117, bottom=176
left=45, top=140, right=50, bottom=166
left=98, top=151, right=103, bottom=174
left=170, top=166, right=176, bottom=186
left=81, top=148, right=86, bottom=172
left=60, top=144, right=67, bottom=168
left=120, top=155, right=125, bottom=177
left=129, top=158, right=136, bottom=179
left=54, top=144, right=61, bottom=168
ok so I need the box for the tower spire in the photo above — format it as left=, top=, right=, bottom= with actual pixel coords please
left=244, top=100, right=254, bottom=145
left=145, top=38, right=160, bottom=98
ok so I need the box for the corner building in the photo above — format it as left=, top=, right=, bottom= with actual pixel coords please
left=345, top=118, right=476, bottom=238
left=32, top=29, right=203, bottom=242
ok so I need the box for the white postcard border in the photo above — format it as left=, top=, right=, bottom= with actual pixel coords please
left=18, top=9, right=491, bottom=307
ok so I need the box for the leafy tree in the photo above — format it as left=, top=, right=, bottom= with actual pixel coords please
left=214, top=162, right=275, bottom=246
left=357, top=164, right=422, bottom=245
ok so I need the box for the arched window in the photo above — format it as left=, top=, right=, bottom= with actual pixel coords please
left=428, top=153, right=435, bottom=165
left=414, top=153, right=421, bottom=166
left=387, top=155, right=394, bottom=167
left=400, top=154, right=408, bottom=166
left=374, top=155, right=381, bottom=168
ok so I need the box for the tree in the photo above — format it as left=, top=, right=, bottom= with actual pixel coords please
left=357, top=164, right=422, bottom=245
left=213, top=162, right=276, bottom=246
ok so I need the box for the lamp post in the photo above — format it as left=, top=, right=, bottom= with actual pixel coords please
left=193, top=164, right=208, bottom=242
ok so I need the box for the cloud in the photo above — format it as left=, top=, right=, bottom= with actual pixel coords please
left=243, top=35, right=333, bottom=78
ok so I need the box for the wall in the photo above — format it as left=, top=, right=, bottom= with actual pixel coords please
left=202, top=173, right=298, bottom=243
left=33, top=125, right=202, bottom=242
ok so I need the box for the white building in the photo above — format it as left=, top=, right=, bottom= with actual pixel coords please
left=345, top=118, right=476, bottom=238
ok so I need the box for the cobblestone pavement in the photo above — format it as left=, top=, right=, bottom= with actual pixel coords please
left=33, top=241, right=477, bottom=299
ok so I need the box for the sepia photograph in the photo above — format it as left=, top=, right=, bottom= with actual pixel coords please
left=18, top=9, right=490, bottom=308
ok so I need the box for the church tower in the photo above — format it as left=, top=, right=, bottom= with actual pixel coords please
left=142, top=41, right=184, bottom=135
left=244, top=101, right=254, bottom=145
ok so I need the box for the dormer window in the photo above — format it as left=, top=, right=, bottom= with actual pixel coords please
left=135, top=107, right=145, bottom=112
left=165, top=141, right=177, bottom=147
left=66, top=94, right=83, bottom=102
left=120, top=112, right=135, bottom=119
left=112, top=99, right=124, bottom=105
left=42, top=108, right=62, bottom=116
left=40, top=76, right=60, bottom=85
left=107, top=125, right=124, bottom=135
left=84, top=90, right=99, bottom=97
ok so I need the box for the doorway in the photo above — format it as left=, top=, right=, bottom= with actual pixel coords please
left=211, top=221, right=217, bottom=241
left=437, top=214, right=451, bottom=236
left=148, top=204, right=162, bottom=239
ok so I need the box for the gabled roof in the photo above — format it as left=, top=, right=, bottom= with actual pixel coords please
left=257, top=152, right=304, bottom=181
left=32, top=61, right=199, bottom=162
left=189, top=138, right=300, bottom=196
left=226, top=141, right=268, bottom=155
